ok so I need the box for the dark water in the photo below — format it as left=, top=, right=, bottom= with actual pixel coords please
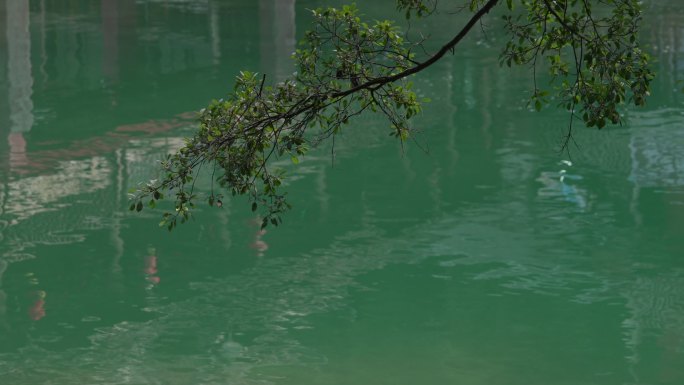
left=0, top=1, right=683, bottom=384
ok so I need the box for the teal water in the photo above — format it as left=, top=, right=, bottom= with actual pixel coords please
left=0, top=1, right=683, bottom=384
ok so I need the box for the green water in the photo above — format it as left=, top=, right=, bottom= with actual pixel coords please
left=0, top=1, right=683, bottom=384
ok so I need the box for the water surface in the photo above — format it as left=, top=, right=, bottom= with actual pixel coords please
left=0, top=1, right=683, bottom=384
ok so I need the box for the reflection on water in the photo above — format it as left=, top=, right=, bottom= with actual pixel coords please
left=259, top=0, right=296, bottom=82
left=629, top=108, right=684, bottom=188
left=0, top=1, right=683, bottom=384
left=249, top=218, right=269, bottom=257
left=144, top=247, right=160, bottom=286
left=5, top=0, right=33, bottom=171
left=28, top=290, right=46, bottom=321
left=536, top=160, right=588, bottom=210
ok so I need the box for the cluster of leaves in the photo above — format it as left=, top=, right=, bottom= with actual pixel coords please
left=501, top=0, right=653, bottom=147
left=131, top=0, right=653, bottom=229
left=397, top=0, right=437, bottom=18
left=296, top=4, right=425, bottom=140
left=130, top=4, right=425, bottom=229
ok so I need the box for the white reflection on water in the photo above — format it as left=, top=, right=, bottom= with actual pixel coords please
left=6, top=0, right=34, bottom=136
left=629, top=108, right=684, bottom=188
left=0, top=157, right=112, bottom=262
left=3, top=157, right=111, bottom=221
left=536, top=161, right=588, bottom=210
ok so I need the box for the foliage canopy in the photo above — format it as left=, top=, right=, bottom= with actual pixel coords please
left=130, top=0, right=653, bottom=230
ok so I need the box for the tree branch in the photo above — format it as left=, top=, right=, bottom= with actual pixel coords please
left=331, top=0, right=500, bottom=99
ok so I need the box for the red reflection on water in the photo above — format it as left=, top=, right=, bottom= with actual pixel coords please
left=144, top=249, right=160, bottom=285
left=28, top=291, right=46, bottom=321
left=144, top=255, right=158, bottom=275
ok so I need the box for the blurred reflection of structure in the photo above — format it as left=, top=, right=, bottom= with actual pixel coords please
left=209, top=1, right=221, bottom=65
left=629, top=119, right=684, bottom=188
left=4, top=0, right=34, bottom=170
left=628, top=12, right=684, bottom=227
left=101, top=0, right=120, bottom=86
left=0, top=259, right=6, bottom=289
left=623, top=13, right=684, bottom=376
left=28, top=290, right=46, bottom=321
left=144, top=247, right=160, bottom=285
left=646, top=4, right=684, bottom=96
left=0, top=3, right=8, bottom=137
left=622, top=275, right=684, bottom=383
left=0, top=259, right=7, bottom=329
left=250, top=217, right=269, bottom=257
left=259, top=0, right=296, bottom=82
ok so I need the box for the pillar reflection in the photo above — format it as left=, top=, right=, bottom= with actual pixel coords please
left=0, top=259, right=7, bottom=330
left=259, top=0, right=296, bottom=82
left=101, top=0, right=120, bottom=85
left=5, top=0, right=33, bottom=170
left=209, top=1, right=221, bottom=66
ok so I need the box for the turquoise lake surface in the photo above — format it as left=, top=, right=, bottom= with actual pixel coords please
left=0, top=1, right=683, bottom=384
